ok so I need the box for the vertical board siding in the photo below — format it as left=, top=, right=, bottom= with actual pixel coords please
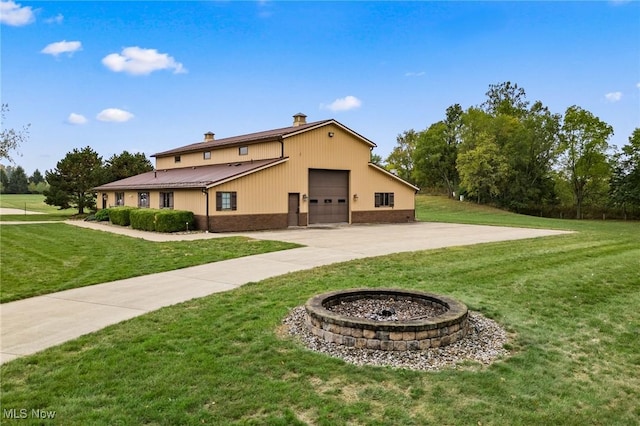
left=155, top=141, right=282, bottom=169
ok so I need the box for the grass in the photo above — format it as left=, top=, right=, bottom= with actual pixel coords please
left=0, top=224, right=299, bottom=303
left=1, top=195, right=639, bottom=424
left=0, top=194, right=75, bottom=221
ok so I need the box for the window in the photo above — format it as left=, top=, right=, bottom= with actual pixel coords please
left=138, top=192, right=150, bottom=208
left=239, top=146, right=248, bottom=156
left=160, top=192, right=174, bottom=209
left=115, top=192, right=124, bottom=206
left=374, top=192, right=394, bottom=207
left=174, top=155, right=181, bottom=163
left=216, top=191, right=237, bottom=211
left=203, top=151, right=211, bottom=160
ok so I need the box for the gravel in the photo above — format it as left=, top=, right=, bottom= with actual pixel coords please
left=282, top=306, right=509, bottom=371
left=327, top=297, right=447, bottom=321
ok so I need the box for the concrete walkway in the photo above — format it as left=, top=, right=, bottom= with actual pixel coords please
left=0, top=221, right=570, bottom=364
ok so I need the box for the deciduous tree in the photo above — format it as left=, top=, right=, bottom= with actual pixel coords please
left=559, top=106, right=613, bottom=219
left=610, top=128, right=640, bottom=213
left=385, top=130, right=418, bottom=184
left=0, top=104, right=30, bottom=162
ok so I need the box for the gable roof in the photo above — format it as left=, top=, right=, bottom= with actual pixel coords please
left=153, top=119, right=376, bottom=157
left=94, top=157, right=288, bottom=191
left=368, top=162, right=420, bottom=192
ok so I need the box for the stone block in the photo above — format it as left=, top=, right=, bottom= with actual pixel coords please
left=393, top=341, right=407, bottom=351
left=355, top=338, right=367, bottom=349
left=407, top=340, right=420, bottom=350
left=419, top=339, right=431, bottom=350
left=363, top=329, right=376, bottom=339
left=366, top=339, right=381, bottom=350
left=380, top=340, right=394, bottom=351
left=343, top=336, right=356, bottom=347
left=351, top=328, right=363, bottom=338
left=376, top=330, right=390, bottom=341
left=402, top=331, right=416, bottom=341
left=389, top=331, right=404, bottom=341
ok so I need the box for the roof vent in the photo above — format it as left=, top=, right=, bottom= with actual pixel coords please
left=292, top=113, right=307, bottom=127
left=204, top=131, right=215, bottom=141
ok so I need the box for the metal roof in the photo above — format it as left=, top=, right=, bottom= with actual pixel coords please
left=152, top=119, right=376, bottom=157
left=94, top=158, right=288, bottom=191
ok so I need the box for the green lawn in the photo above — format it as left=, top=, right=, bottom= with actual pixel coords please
left=0, top=193, right=75, bottom=221
left=0, top=223, right=299, bottom=303
left=1, top=196, right=638, bottom=424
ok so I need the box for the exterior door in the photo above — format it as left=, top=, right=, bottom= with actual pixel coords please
left=308, top=169, right=349, bottom=224
left=288, top=193, right=299, bottom=226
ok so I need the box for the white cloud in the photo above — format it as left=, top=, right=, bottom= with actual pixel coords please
left=96, top=108, right=134, bottom=122
left=636, top=82, right=640, bottom=89
left=321, top=95, right=362, bottom=112
left=405, top=71, right=426, bottom=77
left=0, top=0, right=35, bottom=26
left=67, top=113, right=87, bottom=125
left=605, top=91, right=622, bottom=102
left=102, top=47, right=187, bottom=75
left=45, top=14, right=63, bottom=24
left=41, top=40, right=82, bottom=57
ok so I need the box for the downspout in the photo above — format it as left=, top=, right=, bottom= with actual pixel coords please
left=202, top=187, right=210, bottom=232
left=279, top=138, right=284, bottom=158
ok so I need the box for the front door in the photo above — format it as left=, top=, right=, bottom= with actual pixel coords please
left=288, top=193, right=299, bottom=226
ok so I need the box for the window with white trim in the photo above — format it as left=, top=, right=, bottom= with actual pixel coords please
left=138, top=192, right=150, bottom=208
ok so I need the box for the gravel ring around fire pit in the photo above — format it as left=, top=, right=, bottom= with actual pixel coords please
left=281, top=306, right=509, bottom=371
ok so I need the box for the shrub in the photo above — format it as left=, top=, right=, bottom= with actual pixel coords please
left=94, top=209, right=110, bottom=222
left=130, top=209, right=156, bottom=232
left=109, top=207, right=136, bottom=226
left=155, top=210, right=195, bottom=233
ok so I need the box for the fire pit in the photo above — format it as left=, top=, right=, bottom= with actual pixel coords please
left=304, top=288, right=470, bottom=351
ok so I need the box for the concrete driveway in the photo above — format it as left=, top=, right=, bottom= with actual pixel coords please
left=0, top=221, right=570, bottom=364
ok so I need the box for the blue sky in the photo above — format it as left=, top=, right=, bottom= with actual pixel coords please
left=2, top=1, right=639, bottom=175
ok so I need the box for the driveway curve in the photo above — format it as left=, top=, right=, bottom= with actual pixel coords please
left=0, top=221, right=570, bottom=364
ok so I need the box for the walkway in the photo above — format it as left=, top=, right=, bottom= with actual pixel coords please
left=0, top=221, right=570, bottom=364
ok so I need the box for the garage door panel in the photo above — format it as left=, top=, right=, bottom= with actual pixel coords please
left=309, top=170, right=349, bottom=224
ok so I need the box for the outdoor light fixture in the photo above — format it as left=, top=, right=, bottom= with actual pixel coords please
left=353, top=194, right=358, bottom=201
left=328, top=131, right=334, bottom=137
left=302, top=194, right=308, bottom=202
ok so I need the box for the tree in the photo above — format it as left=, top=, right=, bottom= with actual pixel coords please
left=104, top=151, right=153, bottom=182
left=413, top=104, right=462, bottom=197
left=481, top=81, right=529, bottom=118
left=457, top=131, right=509, bottom=203
left=44, top=147, right=104, bottom=214
left=559, top=106, right=613, bottom=219
left=370, top=152, right=383, bottom=165
left=7, top=165, right=29, bottom=194
left=1, top=104, right=30, bottom=162
left=385, top=130, right=418, bottom=184
left=610, top=128, right=640, bottom=213
left=0, top=167, right=8, bottom=193
left=29, top=169, right=45, bottom=185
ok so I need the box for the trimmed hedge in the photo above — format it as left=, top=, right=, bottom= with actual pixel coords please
left=155, top=210, right=195, bottom=233
left=109, top=207, right=137, bottom=226
left=130, top=209, right=156, bottom=232
left=128, top=209, right=195, bottom=233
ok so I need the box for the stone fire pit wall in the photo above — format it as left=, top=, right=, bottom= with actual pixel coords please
left=304, top=288, right=470, bottom=351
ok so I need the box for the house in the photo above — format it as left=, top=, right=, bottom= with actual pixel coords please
left=94, top=114, right=418, bottom=232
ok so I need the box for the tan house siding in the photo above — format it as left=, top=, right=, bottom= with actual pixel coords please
left=155, top=141, right=282, bottom=170
left=96, top=117, right=417, bottom=232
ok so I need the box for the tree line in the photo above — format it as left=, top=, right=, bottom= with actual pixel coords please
left=385, top=82, right=640, bottom=219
